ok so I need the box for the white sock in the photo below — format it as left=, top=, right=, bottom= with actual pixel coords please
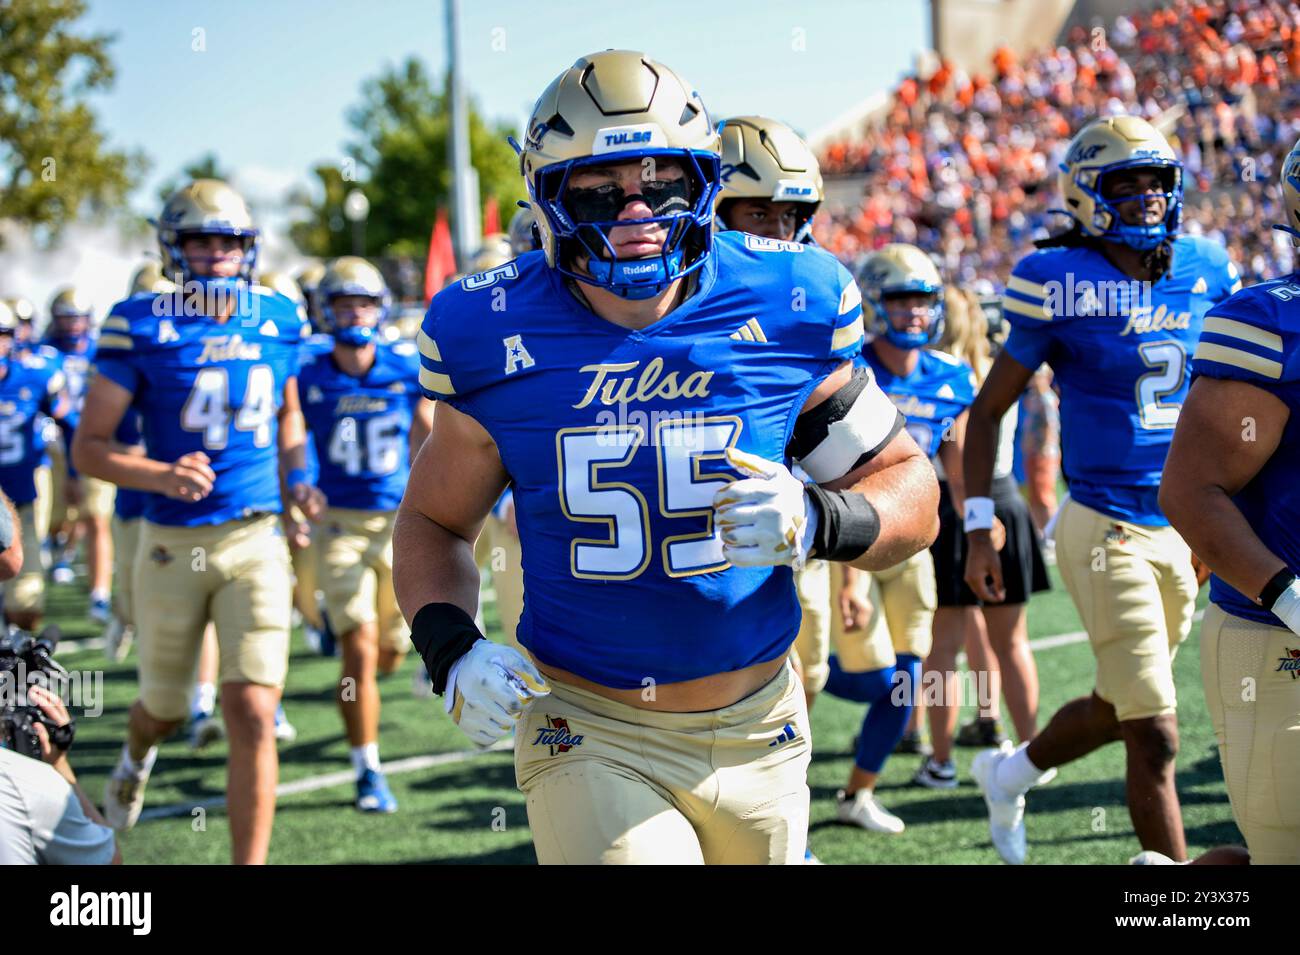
left=996, top=742, right=1048, bottom=795
left=351, top=743, right=381, bottom=778
left=191, top=682, right=216, bottom=717
left=90, top=588, right=110, bottom=604
left=121, top=742, right=157, bottom=775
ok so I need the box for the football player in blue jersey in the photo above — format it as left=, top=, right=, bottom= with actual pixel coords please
left=817, top=244, right=975, bottom=833
left=396, top=51, right=939, bottom=865
left=1157, top=137, right=1300, bottom=866
left=0, top=300, right=77, bottom=631
left=44, top=286, right=117, bottom=605
left=72, top=179, right=321, bottom=864
left=298, top=256, right=432, bottom=813
left=962, top=116, right=1241, bottom=864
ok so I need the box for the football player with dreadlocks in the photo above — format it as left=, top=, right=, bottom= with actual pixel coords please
left=298, top=256, right=432, bottom=813
left=74, top=179, right=319, bottom=864
left=963, top=117, right=1240, bottom=864
left=397, top=51, right=938, bottom=865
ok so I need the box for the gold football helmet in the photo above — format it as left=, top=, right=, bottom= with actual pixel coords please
left=715, top=116, right=823, bottom=242
left=1057, top=116, right=1182, bottom=250
left=516, top=50, right=720, bottom=299
left=128, top=261, right=175, bottom=296
left=0, top=299, right=16, bottom=334
left=319, top=256, right=390, bottom=346
left=857, top=244, right=945, bottom=349
left=469, top=233, right=514, bottom=274
left=156, top=179, right=259, bottom=284
left=1275, top=136, right=1300, bottom=244
left=507, top=206, right=540, bottom=256
left=256, top=269, right=305, bottom=305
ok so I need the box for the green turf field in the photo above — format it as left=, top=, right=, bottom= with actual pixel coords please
left=44, top=565, right=1238, bottom=865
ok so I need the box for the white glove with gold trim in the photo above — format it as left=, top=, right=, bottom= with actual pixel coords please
left=444, top=640, right=550, bottom=747
left=713, top=448, right=818, bottom=570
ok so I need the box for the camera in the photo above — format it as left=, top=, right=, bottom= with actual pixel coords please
left=0, top=625, right=75, bottom=760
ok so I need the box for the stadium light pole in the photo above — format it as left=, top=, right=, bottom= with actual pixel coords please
left=446, top=0, right=480, bottom=270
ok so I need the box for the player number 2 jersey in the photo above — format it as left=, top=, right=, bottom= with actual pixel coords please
left=1002, top=235, right=1240, bottom=524
left=418, top=232, right=874, bottom=688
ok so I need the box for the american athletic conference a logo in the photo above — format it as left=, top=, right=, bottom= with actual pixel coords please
left=1277, top=648, right=1300, bottom=679
left=533, top=716, right=584, bottom=755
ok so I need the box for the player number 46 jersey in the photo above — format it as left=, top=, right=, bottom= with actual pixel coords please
left=298, top=342, right=423, bottom=511
left=417, top=231, right=882, bottom=688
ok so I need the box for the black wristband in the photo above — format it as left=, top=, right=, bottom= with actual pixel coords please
left=410, top=603, right=484, bottom=695
left=805, top=484, right=881, bottom=561
left=1258, top=568, right=1297, bottom=609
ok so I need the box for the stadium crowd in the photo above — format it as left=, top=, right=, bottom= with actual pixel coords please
left=815, top=0, right=1300, bottom=285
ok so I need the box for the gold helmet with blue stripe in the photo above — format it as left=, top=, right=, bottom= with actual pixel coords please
left=515, top=50, right=721, bottom=300
left=1275, top=135, right=1300, bottom=244
left=1057, top=116, right=1182, bottom=251
left=469, top=233, right=514, bottom=274
left=128, top=261, right=175, bottom=297
left=256, top=269, right=306, bottom=306
left=716, top=116, right=823, bottom=242
left=857, top=243, right=945, bottom=349
left=156, top=179, right=259, bottom=286
left=319, top=256, right=390, bottom=347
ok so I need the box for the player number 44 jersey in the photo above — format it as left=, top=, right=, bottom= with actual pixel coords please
left=417, top=231, right=885, bottom=688
left=92, top=288, right=305, bottom=527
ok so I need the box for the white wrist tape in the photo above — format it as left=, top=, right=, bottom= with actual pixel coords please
left=964, top=496, right=996, bottom=532
left=1272, top=578, right=1300, bottom=638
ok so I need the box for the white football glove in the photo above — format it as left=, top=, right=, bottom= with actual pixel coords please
left=444, top=640, right=551, bottom=747
left=1272, top=578, right=1300, bottom=639
left=713, top=448, right=818, bottom=570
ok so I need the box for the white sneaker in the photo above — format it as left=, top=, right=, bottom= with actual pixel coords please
left=103, top=757, right=150, bottom=831
left=836, top=789, right=905, bottom=834
left=970, top=742, right=1026, bottom=864
left=274, top=705, right=297, bottom=743
left=189, top=713, right=224, bottom=750
left=103, top=616, right=133, bottom=664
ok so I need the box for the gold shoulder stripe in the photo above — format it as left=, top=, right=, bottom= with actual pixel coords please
left=1193, top=342, right=1283, bottom=380
left=1202, top=316, right=1283, bottom=353
left=418, top=366, right=455, bottom=396
left=416, top=329, right=442, bottom=362
left=831, top=315, right=864, bottom=352
left=1229, top=279, right=1243, bottom=294
left=1003, top=296, right=1050, bottom=321
left=838, top=282, right=863, bottom=315
left=96, top=333, right=134, bottom=350
left=102, top=317, right=131, bottom=333
left=1006, top=275, right=1047, bottom=301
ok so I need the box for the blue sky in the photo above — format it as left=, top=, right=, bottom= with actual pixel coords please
left=82, top=0, right=929, bottom=212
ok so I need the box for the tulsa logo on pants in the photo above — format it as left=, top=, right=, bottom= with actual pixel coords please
left=533, top=715, right=584, bottom=754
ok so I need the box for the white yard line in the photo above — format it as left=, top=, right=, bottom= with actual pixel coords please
left=85, top=607, right=1206, bottom=822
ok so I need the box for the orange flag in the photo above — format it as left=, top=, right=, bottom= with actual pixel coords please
left=424, top=209, right=456, bottom=304
left=483, top=196, right=500, bottom=236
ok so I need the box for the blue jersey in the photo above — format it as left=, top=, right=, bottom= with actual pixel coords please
left=299, top=342, right=423, bottom=511
left=0, top=355, right=67, bottom=504
left=1002, top=235, right=1240, bottom=524
left=1190, top=276, right=1300, bottom=627
left=93, top=288, right=304, bottom=527
left=47, top=337, right=93, bottom=408
left=299, top=334, right=334, bottom=483
left=417, top=232, right=868, bottom=688
left=863, top=345, right=975, bottom=459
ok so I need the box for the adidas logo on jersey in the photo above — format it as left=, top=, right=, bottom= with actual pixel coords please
left=307, top=385, right=324, bottom=404
left=1191, top=276, right=1208, bottom=294
left=259, top=320, right=278, bottom=337
left=729, top=318, right=767, bottom=343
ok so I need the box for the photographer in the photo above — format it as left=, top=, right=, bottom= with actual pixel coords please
left=1, top=684, right=120, bottom=865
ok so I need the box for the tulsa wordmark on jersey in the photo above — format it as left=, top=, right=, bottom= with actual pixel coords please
left=417, top=231, right=870, bottom=688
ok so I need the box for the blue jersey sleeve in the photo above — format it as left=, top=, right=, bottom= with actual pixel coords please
left=88, top=306, right=140, bottom=394
left=1001, top=250, right=1061, bottom=370
left=1192, top=280, right=1300, bottom=391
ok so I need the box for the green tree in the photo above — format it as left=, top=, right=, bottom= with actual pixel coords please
left=0, top=0, right=146, bottom=240
left=290, top=56, right=525, bottom=259
left=156, top=152, right=229, bottom=205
